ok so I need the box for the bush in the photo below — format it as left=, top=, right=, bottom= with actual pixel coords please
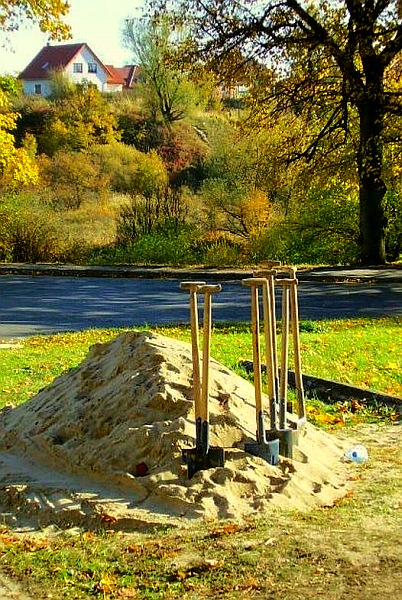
left=90, top=143, right=168, bottom=198
left=384, top=189, right=402, bottom=261
left=127, top=228, right=196, bottom=265
left=39, top=151, right=106, bottom=210
left=190, top=231, right=244, bottom=265
left=0, top=194, right=61, bottom=262
left=116, top=188, right=187, bottom=246
left=0, top=192, right=99, bottom=264
left=90, top=225, right=197, bottom=265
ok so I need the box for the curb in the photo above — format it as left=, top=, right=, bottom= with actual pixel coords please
left=0, top=263, right=253, bottom=281
left=239, top=360, right=402, bottom=412
left=0, top=263, right=402, bottom=283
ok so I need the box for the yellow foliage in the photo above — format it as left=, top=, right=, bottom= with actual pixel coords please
left=0, top=90, right=39, bottom=189
left=239, top=189, right=272, bottom=235
left=0, top=0, right=71, bottom=40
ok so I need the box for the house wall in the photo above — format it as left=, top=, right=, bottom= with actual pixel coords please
left=64, top=46, right=108, bottom=89
left=22, top=80, right=52, bottom=97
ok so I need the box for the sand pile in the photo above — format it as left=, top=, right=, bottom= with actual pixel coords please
left=0, top=331, right=350, bottom=526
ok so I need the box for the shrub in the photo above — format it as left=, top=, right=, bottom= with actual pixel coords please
left=127, top=227, right=196, bottom=265
left=0, top=194, right=61, bottom=262
left=116, top=188, right=187, bottom=246
left=39, top=151, right=106, bottom=210
left=384, top=189, right=402, bottom=261
left=90, top=143, right=168, bottom=198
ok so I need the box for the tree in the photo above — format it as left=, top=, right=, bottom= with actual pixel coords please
left=123, top=16, right=206, bottom=124
left=0, top=89, right=38, bottom=189
left=0, top=0, right=71, bottom=40
left=39, top=83, right=120, bottom=155
left=161, top=0, right=402, bottom=264
left=90, top=142, right=168, bottom=198
left=40, top=150, right=103, bottom=210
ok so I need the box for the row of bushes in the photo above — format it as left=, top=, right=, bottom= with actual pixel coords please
left=0, top=190, right=361, bottom=266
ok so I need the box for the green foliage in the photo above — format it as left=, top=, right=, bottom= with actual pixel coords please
left=288, top=184, right=359, bottom=264
left=250, top=184, right=360, bottom=266
left=117, top=110, right=162, bottom=151
left=0, top=75, right=21, bottom=96
left=48, top=70, right=77, bottom=100
left=39, top=151, right=106, bottom=210
left=39, top=84, right=120, bottom=155
left=0, top=193, right=61, bottom=262
left=196, top=237, right=243, bottom=266
left=122, top=226, right=196, bottom=264
left=13, top=94, right=52, bottom=150
left=124, top=15, right=205, bottom=123
left=384, top=189, right=402, bottom=261
left=116, top=187, right=187, bottom=245
left=90, top=142, right=168, bottom=198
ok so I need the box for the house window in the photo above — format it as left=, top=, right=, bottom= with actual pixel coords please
left=73, top=63, right=83, bottom=73
left=34, top=84, right=42, bottom=95
left=88, top=63, right=97, bottom=73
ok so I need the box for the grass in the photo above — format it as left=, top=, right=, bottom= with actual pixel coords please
left=0, top=318, right=401, bottom=598
left=1, top=317, right=400, bottom=423
left=0, top=427, right=401, bottom=598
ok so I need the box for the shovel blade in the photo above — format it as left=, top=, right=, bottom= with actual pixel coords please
left=182, top=446, right=225, bottom=479
left=270, top=428, right=299, bottom=459
left=245, top=438, right=279, bottom=465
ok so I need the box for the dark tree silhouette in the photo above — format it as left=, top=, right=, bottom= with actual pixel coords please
left=159, top=0, right=402, bottom=264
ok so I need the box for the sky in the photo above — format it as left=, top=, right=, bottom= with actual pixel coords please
left=0, top=0, right=145, bottom=76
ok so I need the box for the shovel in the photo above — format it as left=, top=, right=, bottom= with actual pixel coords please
left=253, top=267, right=280, bottom=428
left=275, top=277, right=300, bottom=458
left=289, top=276, right=306, bottom=426
left=180, top=282, right=225, bottom=478
left=242, top=278, right=279, bottom=465
left=179, top=281, right=205, bottom=445
left=278, top=268, right=306, bottom=427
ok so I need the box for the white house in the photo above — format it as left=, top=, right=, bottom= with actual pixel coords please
left=18, top=43, right=137, bottom=96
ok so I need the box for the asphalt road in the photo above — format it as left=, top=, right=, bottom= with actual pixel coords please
left=0, top=274, right=401, bottom=340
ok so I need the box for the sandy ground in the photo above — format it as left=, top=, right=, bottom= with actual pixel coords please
left=0, top=330, right=354, bottom=533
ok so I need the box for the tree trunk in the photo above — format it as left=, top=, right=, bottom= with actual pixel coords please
left=356, top=90, right=387, bottom=265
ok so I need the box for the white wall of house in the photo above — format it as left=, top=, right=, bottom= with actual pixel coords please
left=22, top=80, right=52, bottom=97
left=103, top=82, right=123, bottom=93
left=63, top=46, right=108, bottom=90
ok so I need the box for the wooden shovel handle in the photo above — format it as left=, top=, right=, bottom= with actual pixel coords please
left=242, top=279, right=263, bottom=430
left=180, top=281, right=205, bottom=421
left=289, top=280, right=305, bottom=420
left=279, top=283, right=290, bottom=429
left=197, top=284, right=222, bottom=425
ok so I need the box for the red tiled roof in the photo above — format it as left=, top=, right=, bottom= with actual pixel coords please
left=113, top=65, right=141, bottom=88
left=104, top=65, right=126, bottom=86
left=18, top=43, right=87, bottom=80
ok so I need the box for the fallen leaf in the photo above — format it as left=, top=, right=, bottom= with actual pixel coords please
left=100, top=513, right=118, bottom=525
left=209, top=523, right=241, bottom=537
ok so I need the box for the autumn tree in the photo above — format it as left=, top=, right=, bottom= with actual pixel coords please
left=160, top=0, right=402, bottom=264
left=123, top=16, right=206, bottom=124
left=0, top=0, right=71, bottom=40
left=0, top=88, right=38, bottom=189
left=39, top=83, right=120, bottom=155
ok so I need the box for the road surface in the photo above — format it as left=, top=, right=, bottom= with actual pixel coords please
left=0, top=275, right=401, bottom=339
